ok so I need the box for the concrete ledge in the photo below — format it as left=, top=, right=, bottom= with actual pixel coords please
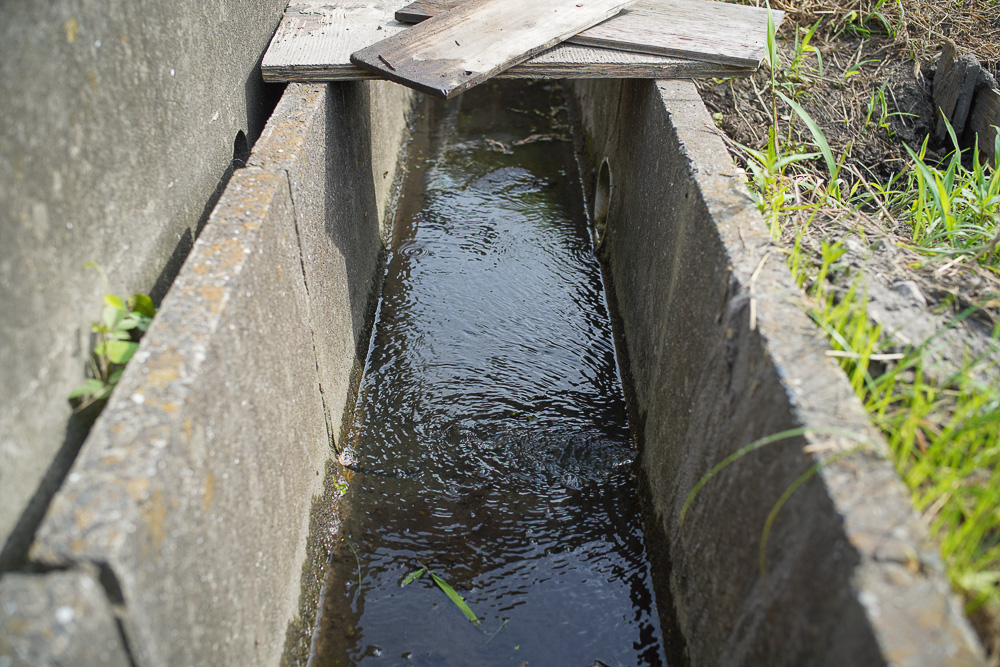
left=31, top=169, right=325, bottom=665
left=0, top=0, right=288, bottom=565
left=0, top=566, right=131, bottom=667
left=572, top=79, right=985, bottom=666
left=248, top=82, right=415, bottom=441
left=7, top=81, right=414, bottom=666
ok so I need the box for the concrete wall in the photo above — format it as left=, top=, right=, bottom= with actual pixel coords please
left=572, top=79, right=985, bottom=666
left=0, top=0, right=289, bottom=570
left=1, top=80, right=414, bottom=665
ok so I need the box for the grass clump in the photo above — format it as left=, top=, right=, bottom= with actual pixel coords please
left=788, top=218, right=1000, bottom=625
left=900, top=133, right=1000, bottom=264
left=871, top=345, right=1000, bottom=621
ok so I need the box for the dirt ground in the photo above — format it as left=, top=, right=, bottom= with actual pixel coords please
left=696, top=0, right=1000, bottom=656
left=698, top=0, right=1000, bottom=377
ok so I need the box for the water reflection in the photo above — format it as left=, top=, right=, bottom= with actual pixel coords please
left=312, top=82, right=666, bottom=667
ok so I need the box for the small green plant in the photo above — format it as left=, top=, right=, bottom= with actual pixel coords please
left=841, top=0, right=902, bottom=37
left=780, top=20, right=823, bottom=92
left=732, top=126, right=818, bottom=236
left=777, top=91, right=848, bottom=201
left=843, top=59, right=877, bottom=80
left=69, top=263, right=157, bottom=410
left=863, top=83, right=916, bottom=139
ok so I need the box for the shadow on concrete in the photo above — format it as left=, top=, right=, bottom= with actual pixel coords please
left=326, top=83, right=384, bottom=362
left=1, top=74, right=288, bottom=574
left=0, top=402, right=101, bottom=572
left=151, top=77, right=285, bottom=306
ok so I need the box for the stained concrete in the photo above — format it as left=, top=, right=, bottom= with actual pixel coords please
left=0, top=566, right=131, bottom=667
left=572, top=78, right=985, bottom=665
left=2, top=81, right=414, bottom=666
left=0, top=0, right=288, bottom=570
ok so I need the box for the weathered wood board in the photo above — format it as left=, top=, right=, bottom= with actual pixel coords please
left=967, top=87, right=1000, bottom=161
left=933, top=40, right=982, bottom=140
left=261, top=0, right=750, bottom=82
left=350, top=0, right=637, bottom=98
left=397, top=0, right=780, bottom=68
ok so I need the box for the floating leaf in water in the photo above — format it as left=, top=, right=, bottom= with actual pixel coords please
left=400, top=567, right=426, bottom=587
left=428, top=571, right=480, bottom=626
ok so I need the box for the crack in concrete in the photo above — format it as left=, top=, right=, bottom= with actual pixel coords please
left=279, top=166, right=338, bottom=453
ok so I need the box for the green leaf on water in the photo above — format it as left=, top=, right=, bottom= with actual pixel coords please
left=428, top=571, right=480, bottom=625
left=401, top=567, right=426, bottom=586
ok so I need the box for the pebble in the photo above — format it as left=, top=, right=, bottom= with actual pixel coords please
left=891, top=280, right=927, bottom=307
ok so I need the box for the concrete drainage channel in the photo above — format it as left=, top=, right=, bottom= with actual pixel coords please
left=0, top=79, right=987, bottom=666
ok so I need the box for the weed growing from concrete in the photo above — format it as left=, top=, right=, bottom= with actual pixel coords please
left=69, top=263, right=157, bottom=411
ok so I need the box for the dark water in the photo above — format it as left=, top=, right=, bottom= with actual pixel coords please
left=312, top=82, right=666, bottom=667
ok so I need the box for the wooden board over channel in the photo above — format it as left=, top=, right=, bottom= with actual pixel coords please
left=396, top=0, right=781, bottom=68
left=261, top=0, right=752, bottom=82
left=350, top=0, right=636, bottom=98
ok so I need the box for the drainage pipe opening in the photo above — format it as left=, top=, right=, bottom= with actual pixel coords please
left=593, top=157, right=613, bottom=249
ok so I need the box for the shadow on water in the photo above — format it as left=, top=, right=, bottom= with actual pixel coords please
left=311, top=81, right=668, bottom=666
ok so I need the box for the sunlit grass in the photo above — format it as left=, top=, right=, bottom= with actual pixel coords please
left=724, top=7, right=1000, bottom=629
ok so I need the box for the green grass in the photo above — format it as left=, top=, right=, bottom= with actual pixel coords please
left=869, top=342, right=1000, bottom=614
left=901, top=132, right=1000, bottom=264
left=786, top=214, right=1000, bottom=618
left=724, top=10, right=1000, bottom=631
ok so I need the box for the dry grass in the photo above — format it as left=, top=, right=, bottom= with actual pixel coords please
left=766, top=0, right=1000, bottom=74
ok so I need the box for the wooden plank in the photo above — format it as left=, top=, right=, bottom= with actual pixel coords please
left=967, top=87, right=1000, bottom=161
left=262, top=1, right=401, bottom=82
left=349, top=0, right=636, bottom=99
left=933, top=40, right=981, bottom=140
left=262, top=0, right=750, bottom=82
left=396, top=0, right=781, bottom=68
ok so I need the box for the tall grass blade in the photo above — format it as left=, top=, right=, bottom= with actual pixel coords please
left=401, top=567, right=426, bottom=586
left=679, top=426, right=874, bottom=525
left=480, top=618, right=509, bottom=647
left=346, top=541, right=363, bottom=588
left=777, top=92, right=839, bottom=183
left=758, top=447, right=860, bottom=580
left=429, top=571, right=480, bottom=626
left=764, top=2, right=778, bottom=71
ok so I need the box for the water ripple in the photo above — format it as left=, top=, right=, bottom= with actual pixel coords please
left=316, top=83, right=666, bottom=667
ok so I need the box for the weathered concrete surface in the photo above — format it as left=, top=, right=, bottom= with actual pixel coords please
left=247, top=82, right=415, bottom=442
left=572, top=79, right=985, bottom=666
left=0, top=566, right=131, bottom=667
left=9, top=81, right=414, bottom=665
left=0, top=0, right=287, bottom=569
left=30, top=169, right=325, bottom=666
